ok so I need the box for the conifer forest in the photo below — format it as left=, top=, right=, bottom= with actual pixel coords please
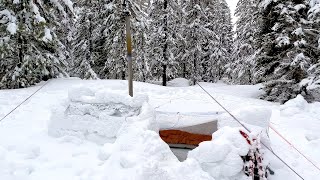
left=0, top=0, right=319, bottom=103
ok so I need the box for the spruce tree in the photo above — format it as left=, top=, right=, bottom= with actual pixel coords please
left=182, top=0, right=206, bottom=83
left=182, top=0, right=232, bottom=83
left=301, top=0, right=320, bottom=101
left=204, top=0, right=233, bottom=82
left=92, top=0, right=145, bottom=80
left=227, top=0, right=259, bottom=84
left=147, top=0, right=182, bottom=86
left=0, top=0, right=73, bottom=89
left=72, top=0, right=98, bottom=79
left=255, top=0, right=320, bottom=103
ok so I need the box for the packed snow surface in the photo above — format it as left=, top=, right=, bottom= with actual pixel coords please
left=0, top=79, right=319, bottom=180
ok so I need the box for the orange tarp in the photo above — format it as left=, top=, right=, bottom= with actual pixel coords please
left=159, top=130, right=212, bottom=146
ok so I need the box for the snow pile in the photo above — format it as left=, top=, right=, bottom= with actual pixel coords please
left=280, top=94, right=320, bottom=120
left=48, top=86, right=149, bottom=144
left=188, top=127, right=251, bottom=180
left=300, top=76, right=320, bottom=101
left=167, top=78, right=191, bottom=87
left=97, top=104, right=215, bottom=180
left=218, top=106, right=272, bottom=129
left=280, top=94, right=309, bottom=115
left=217, top=106, right=273, bottom=150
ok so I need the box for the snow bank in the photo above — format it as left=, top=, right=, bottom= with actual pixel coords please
left=280, top=94, right=320, bottom=119
left=218, top=106, right=272, bottom=129
left=48, top=86, right=150, bottom=144
left=188, top=127, right=251, bottom=180
left=167, top=78, right=190, bottom=87
left=217, top=106, right=273, bottom=149
left=218, top=105, right=272, bottom=144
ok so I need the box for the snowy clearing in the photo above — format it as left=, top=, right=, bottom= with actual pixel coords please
left=0, top=79, right=319, bottom=180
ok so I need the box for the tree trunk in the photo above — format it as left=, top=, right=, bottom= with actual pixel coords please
left=183, top=63, right=186, bottom=78
left=162, top=64, right=167, bottom=86
left=88, top=0, right=93, bottom=69
left=162, top=0, right=168, bottom=86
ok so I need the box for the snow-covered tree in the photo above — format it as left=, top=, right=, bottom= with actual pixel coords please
left=71, top=0, right=98, bottom=79
left=132, top=14, right=148, bottom=82
left=301, top=0, right=320, bottom=101
left=204, top=0, right=233, bottom=82
left=0, top=0, right=73, bottom=89
left=147, top=0, right=183, bottom=86
left=181, top=0, right=232, bottom=83
left=55, top=1, right=75, bottom=75
left=89, top=0, right=145, bottom=80
left=227, top=0, right=259, bottom=84
left=181, top=0, right=206, bottom=83
left=254, top=0, right=319, bottom=103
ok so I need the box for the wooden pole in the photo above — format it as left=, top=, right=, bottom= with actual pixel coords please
left=124, top=5, right=133, bottom=97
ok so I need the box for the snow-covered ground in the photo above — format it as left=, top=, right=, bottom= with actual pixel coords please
left=0, top=78, right=319, bottom=180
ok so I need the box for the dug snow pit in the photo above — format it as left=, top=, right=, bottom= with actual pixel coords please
left=48, top=87, right=149, bottom=144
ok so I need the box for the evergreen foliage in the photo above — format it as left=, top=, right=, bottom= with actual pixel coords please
left=0, top=0, right=73, bottom=89
left=147, top=0, right=182, bottom=85
left=227, top=0, right=259, bottom=84
left=254, top=0, right=320, bottom=103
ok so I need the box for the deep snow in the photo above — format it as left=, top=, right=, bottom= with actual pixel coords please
left=0, top=78, right=319, bottom=180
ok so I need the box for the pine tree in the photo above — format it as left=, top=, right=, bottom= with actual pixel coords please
left=227, top=0, right=259, bottom=84
left=72, top=0, right=98, bottom=79
left=0, top=0, right=73, bottom=89
left=91, top=0, right=145, bottom=80
left=301, top=0, right=320, bottom=101
left=182, top=0, right=206, bottom=84
left=218, top=0, right=233, bottom=68
left=56, top=1, right=75, bottom=76
left=147, top=0, right=182, bottom=86
left=204, top=0, right=233, bottom=82
left=181, top=0, right=232, bottom=83
left=254, top=0, right=319, bottom=103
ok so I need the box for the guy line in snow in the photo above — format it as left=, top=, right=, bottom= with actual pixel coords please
left=0, top=80, right=51, bottom=124
left=268, top=124, right=320, bottom=172
left=195, top=81, right=307, bottom=180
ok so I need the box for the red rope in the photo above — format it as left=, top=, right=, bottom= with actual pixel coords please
left=269, top=124, right=320, bottom=172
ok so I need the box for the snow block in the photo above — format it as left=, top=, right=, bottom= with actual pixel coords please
left=48, top=87, right=151, bottom=144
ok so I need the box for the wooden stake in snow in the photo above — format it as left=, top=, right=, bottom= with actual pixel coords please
left=123, top=1, right=133, bottom=97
